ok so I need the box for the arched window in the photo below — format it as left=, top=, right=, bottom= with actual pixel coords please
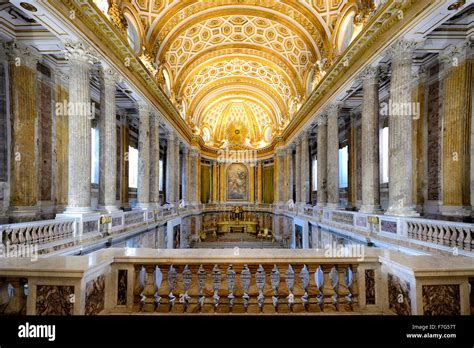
left=124, top=14, right=140, bottom=53
left=162, top=68, right=171, bottom=96
left=202, top=127, right=211, bottom=143
left=337, top=11, right=356, bottom=53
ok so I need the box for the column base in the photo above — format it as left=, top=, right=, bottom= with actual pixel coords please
left=385, top=205, right=419, bottom=217
left=359, top=205, right=384, bottom=214
left=423, top=200, right=442, bottom=216
left=440, top=205, right=471, bottom=217
left=97, top=205, right=121, bottom=213
left=316, top=202, right=327, bottom=209
left=135, top=203, right=152, bottom=210
left=121, top=202, right=132, bottom=211
left=8, top=205, right=39, bottom=222
left=326, top=203, right=342, bottom=210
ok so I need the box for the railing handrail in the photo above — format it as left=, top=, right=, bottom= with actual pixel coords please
left=0, top=217, right=76, bottom=230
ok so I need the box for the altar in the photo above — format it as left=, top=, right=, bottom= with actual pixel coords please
left=216, top=221, right=258, bottom=234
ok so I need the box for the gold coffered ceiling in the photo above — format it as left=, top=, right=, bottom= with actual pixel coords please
left=117, top=0, right=363, bottom=148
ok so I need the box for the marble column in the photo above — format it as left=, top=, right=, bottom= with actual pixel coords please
left=327, top=103, right=341, bottom=209
left=439, top=41, right=473, bottom=216
left=165, top=132, right=175, bottom=204
left=62, top=41, right=98, bottom=214
left=212, top=160, right=218, bottom=203
left=295, top=139, right=302, bottom=204
left=5, top=41, right=40, bottom=220
left=347, top=113, right=358, bottom=210
left=175, top=139, right=181, bottom=202
left=98, top=67, right=120, bottom=212
left=256, top=161, right=263, bottom=203
left=285, top=146, right=294, bottom=202
left=359, top=66, right=382, bottom=213
left=149, top=112, right=160, bottom=207
left=276, top=148, right=285, bottom=204
left=300, top=131, right=310, bottom=205
left=181, top=147, right=189, bottom=203
left=385, top=39, right=419, bottom=217
left=189, top=147, right=199, bottom=204
left=316, top=116, right=328, bottom=207
left=136, top=102, right=150, bottom=209
left=120, top=112, right=130, bottom=210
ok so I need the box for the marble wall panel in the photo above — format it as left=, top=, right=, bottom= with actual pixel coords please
left=36, top=285, right=74, bottom=315
left=85, top=274, right=105, bottom=315
left=365, top=269, right=376, bottom=305
left=422, top=284, right=460, bottom=315
left=117, top=270, right=128, bottom=305
left=388, top=273, right=411, bottom=315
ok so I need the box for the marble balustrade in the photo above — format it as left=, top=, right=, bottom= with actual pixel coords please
left=1, top=204, right=473, bottom=257
left=0, top=248, right=472, bottom=315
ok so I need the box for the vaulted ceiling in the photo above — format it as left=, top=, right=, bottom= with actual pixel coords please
left=108, top=0, right=373, bottom=149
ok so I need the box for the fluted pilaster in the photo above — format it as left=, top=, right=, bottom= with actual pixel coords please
left=5, top=41, right=40, bottom=219
left=439, top=40, right=473, bottom=216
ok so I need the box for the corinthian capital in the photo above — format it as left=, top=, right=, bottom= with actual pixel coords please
left=385, top=39, right=418, bottom=62
left=136, top=101, right=150, bottom=114
left=63, top=40, right=99, bottom=65
left=4, top=41, right=40, bottom=69
left=327, top=101, right=343, bottom=117
left=359, top=65, right=379, bottom=82
left=316, top=114, right=328, bottom=126
left=100, top=66, right=122, bottom=85
left=439, top=40, right=473, bottom=67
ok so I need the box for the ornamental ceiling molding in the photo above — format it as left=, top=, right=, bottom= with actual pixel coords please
left=198, top=93, right=277, bottom=127
left=203, top=99, right=272, bottom=139
left=144, top=0, right=333, bottom=55
left=188, top=78, right=288, bottom=119
left=192, top=86, right=281, bottom=127
left=175, top=47, right=303, bottom=95
left=180, top=57, right=296, bottom=108
left=159, top=13, right=317, bottom=81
